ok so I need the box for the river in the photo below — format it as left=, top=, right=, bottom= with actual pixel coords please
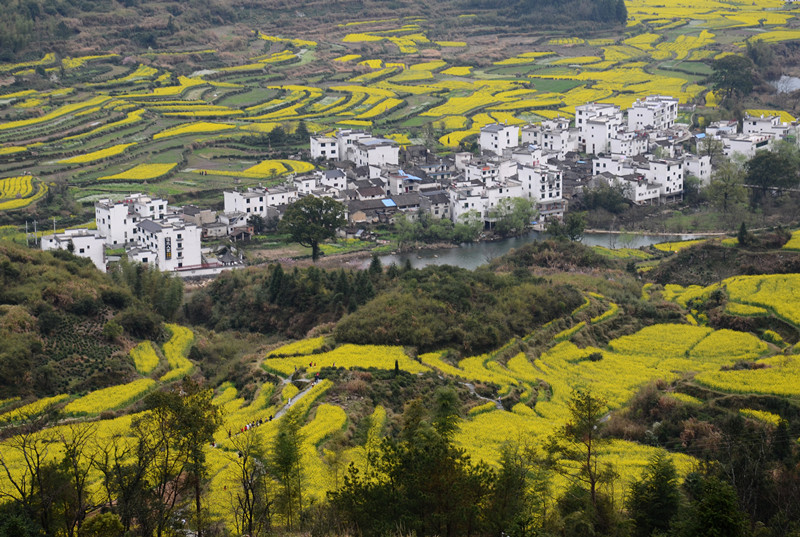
left=367, top=231, right=708, bottom=270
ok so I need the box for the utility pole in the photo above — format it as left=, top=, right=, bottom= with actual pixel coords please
left=25, top=221, right=29, bottom=247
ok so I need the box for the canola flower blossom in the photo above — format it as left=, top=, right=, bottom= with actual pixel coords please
left=130, top=341, right=160, bottom=374
left=99, top=163, right=177, bottom=181
left=62, top=378, right=156, bottom=416
left=59, top=143, right=135, bottom=164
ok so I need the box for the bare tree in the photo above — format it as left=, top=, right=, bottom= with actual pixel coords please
left=57, top=422, right=98, bottom=537
left=228, top=430, right=273, bottom=537
left=0, top=424, right=59, bottom=534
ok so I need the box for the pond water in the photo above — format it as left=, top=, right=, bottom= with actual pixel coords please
left=769, top=75, right=800, bottom=94
left=367, top=231, right=707, bottom=270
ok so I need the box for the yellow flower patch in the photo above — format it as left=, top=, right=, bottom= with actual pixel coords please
left=99, top=163, right=177, bottom=181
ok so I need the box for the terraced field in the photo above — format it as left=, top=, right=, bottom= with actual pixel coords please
left=1, top=0, right=798, bottom=211
left=4, top=273, right=800, bottom=534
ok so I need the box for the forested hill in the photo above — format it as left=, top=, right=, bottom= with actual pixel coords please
left=0, top=0, right=626, bottom=61
left=464, top=0, right=627, bottom=27
left=0, top=242, right=182, bottom=399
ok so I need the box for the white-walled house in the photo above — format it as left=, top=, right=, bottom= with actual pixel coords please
left=510, top=146, right=544, bottom=167
left=683, top=153, right=712, bottom=185
left=609, top=130, right=649, bottom=157
left=352, top=138, right=399, bottom=168
left=449, top=185, right=486, bottom=224
left=575, top=102, right=622, bottom=128
left=310, top=135, right=339, bottom=160
left=593, top=154, right=685, bottom=203
left=742, top=114, right=796, bottom=139
left=627, top=95, right=679, bottom=131
left=640, top=158, right=684, bottom=200
left=95, top=194, right=170, bottom=246
left=223, top=185, right=299, bottom=216
left=722, top=134, right=772, bottom=159
left=518, top=164, right=562, bottom=203
left=594, top=172, right=661, bottom=205
left=336, top=129, right=371, bottom=160
left=705, top=120, right=738, bottom=138
left=41, top=229, right=106, bottom=273
left=485, top=179, right=524, bottom=213
left=479, top=123, right=520, bottom=156
left=593, top=155, right=633, bottom=177
left=464, top=159, right=500, bottom=183
left=133, top=216, right=202, bottom=271
left=582, top=115, right=625, bottom=155
left=575, top=102, right=624, bottom=155
left=293, top=174, right=317, bottom=194
left=520, top=118, right=578, bottom=159
left=385, top=168, right=423, bottom=196
left=317, top=169, right=347, bottom=190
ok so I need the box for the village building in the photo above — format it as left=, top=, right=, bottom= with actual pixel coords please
left=41, top=229, right=107, bottom=273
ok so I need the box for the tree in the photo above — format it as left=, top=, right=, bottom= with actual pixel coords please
left=546, top=390, right=610, bottom=510
left=280, top=196, right=346, bottom=262
left=77, top=512, right=123, bottom=537
left=485, top=442, right=550, bottom=537
left=697, top=136, right=725, bottom=165
left=627, top=451, right=681, bottom=537
left=294, top=120, right=309, bottom=143
left=228, top=430, right=273, bottom=537
left=394, top=213, right=419, bottom=249
left=706, top=158, right=746, bottom=213
left=271, top=410, right=304, bottom=529
left=678, top=475, right=748, bottom=537
left=737, top=222, right=750, bottom=247
left=368, top=254, right=383, bottom=277
left=57, top=423, right=98, bottom=537
left=431, top=387, right=461, bottom=439
left=332, top=398, right=492, bottom=537
left=177, top=380, right=222, bottom=537
left=0, top=426, right=61, bottom=536
left=745, top=148, right=799, bottom=208
left=248, top=214, right=266, bottom=234
left=547, top=212, right=586, bottom=242
left=456, top=209, right=483, bottom=241
left=711, top=55, right=755, bottom=104
left=490, top=198, right=537, bottom=237
left=581, top=183, right=628, bottom=214
left=128, top=381, right=221, bottom=537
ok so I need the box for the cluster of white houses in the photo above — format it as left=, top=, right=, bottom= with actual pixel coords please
left=40, top=95, right=799, bottom=275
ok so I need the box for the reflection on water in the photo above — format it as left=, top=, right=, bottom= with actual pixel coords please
left=368, top=231, right=705, bottom=270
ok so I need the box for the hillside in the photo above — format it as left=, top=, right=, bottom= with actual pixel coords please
left=0, top=0, right=625, bottom=61
left=1, top=236, right=800, bottom=535
left=0, top=241, right=183, bottom=398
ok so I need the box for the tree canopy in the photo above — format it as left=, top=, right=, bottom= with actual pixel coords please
left=745, top=145, right=800, bottom=207
left=279, top=196, right=346, bottom=261
left=711, top=55, right=755, bottom=104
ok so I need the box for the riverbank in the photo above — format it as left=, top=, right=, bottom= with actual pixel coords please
left=243, top=229, right=731, bottom=273
left=584, top=229, right=730, bottom=237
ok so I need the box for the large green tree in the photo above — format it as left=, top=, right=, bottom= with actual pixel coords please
left=547, top=212, right=587, bottom=242
left=711, top=55, right=755, bottom=104
left=280, top=196, right=346, bottom=262
left=490, top=198, right=537, bottom=237
left=745, top=146, right=799, bottom=207
left=332, top=397, right=493, bottom=537
left=627, top=451, right=681, bottom=537
left=706, top=158, right=747, bottom=214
